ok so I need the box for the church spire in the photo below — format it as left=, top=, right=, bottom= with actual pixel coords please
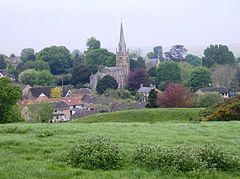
left=118, top=22, right=127, bottom=54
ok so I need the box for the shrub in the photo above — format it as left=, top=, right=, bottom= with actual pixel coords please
left=199, top=144, right=240, bottom=171
left=67, top=136, right=125, bottom=170
left=201, top=95, right=240, bottom=121
left=133, top=144, right=204, bottom=172
left=194, top=93, right=223, bottom=108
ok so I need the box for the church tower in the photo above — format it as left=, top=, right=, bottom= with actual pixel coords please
left=116, top=22, right=130, bottom=75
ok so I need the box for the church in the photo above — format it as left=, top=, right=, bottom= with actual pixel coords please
left=89, top=23, right=130, bottom=89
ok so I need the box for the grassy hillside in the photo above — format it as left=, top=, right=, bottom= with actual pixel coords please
left=74, top=108, right=204, bottom=123
left=0, top=122, right=240, bottom=178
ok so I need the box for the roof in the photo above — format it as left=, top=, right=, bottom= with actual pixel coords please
left=53, top=101, right=69, bottom=110
left=199, top=87, right=229, bottom=94
left=67, top=88, right=91, bottom=97
left=48, top=96, right=84, bottom=106
left=30, top=86, right=69, bottom=98
left=137, top=86, right=155, bottom=93
left=70, top=110, right=98, bottom=120
left=36, top=93, right=49, bottom=103
left=81, top=95, right=98, bottom=104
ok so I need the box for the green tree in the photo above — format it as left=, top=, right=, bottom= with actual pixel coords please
left=130, top=57, right=146, bottom=71
left=85, top=48, right=115, bottom=73
left=96, top=75, right=118, bottom=94
left=20, top=48, right=35, bottom=62
left=19, top=69, right=55, bottom=86
left=185, top=54, right=202, bottom=67
left=86, top=37, right=101, bottom=50
left=178, top=62, right=193, bottom=84
left=36, top=46, right=71, bottom=75
left=156, top=61, right=181, bottom=86
left=188, top=67, right=212, bottom=91
left=0, top=77, right=22, bottom=123
left=0, top=55, right=7, bottom=69
left=194, top=93, right=222, bottom=108
left=22, top=60, right=50, bottom=72
left=202, top=45, right=235, bottom=68
left=146, top=89, right=158, bottom=108
left=71, top=65, right=91, bottom=87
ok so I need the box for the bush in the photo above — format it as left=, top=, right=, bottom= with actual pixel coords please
left=133, top=144, right=204, bottom=172
left=199, top=144, right=240, bottom=171
left=67, top=136, right=125, bottom=170
left=201, top=95, right=240, bottom=121
left=133, top=144, right=240, bottom=172
left=194, top=93, right=223, bottom=108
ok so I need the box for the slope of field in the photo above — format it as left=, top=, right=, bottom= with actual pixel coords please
left=0, top=122, right=240, bottom=178
left=74, top=108, right=204, bottom=123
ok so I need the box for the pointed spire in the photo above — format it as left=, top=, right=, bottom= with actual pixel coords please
left=118, top=22, right=127, bottom=54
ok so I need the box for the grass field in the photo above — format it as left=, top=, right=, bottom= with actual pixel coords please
left=75, top=108, right=204, bottom=123
left=1, top=119, right=240, bottom=178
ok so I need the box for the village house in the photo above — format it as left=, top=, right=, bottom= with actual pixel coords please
left=137, top=84, right=156, bottom=102
left=196, top=87, right=229, bottom=99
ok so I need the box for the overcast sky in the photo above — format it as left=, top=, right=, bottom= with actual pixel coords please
left=0, top=0, right=239, bottom=55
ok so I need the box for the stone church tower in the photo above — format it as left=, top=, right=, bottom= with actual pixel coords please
left=116, top=23, right=130, bottom=76
left=89, top=23, right=130, bottom=89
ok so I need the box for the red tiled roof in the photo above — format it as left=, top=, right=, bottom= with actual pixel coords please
left=48, top=97, right=84, bottom=106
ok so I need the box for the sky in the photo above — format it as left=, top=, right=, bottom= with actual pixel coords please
left=0, top=0, right=240, bottom=55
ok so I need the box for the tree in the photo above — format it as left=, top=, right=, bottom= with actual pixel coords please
left=188, top=67, right=212, bottom=91
left=71, top=49, right=82, bottom=60
left=19, top=69, right=55, bottom=86
left=85, top=48, right=115, bottom=73
left=202, top=45, right=235, bottom=68
left=36, top=46, right=71, bottom=75
left=127, top=68, right=150, bottom=91
left=156, top=61, right=181, bottom=87
left=22, top=60, right=50, bottom=72
left=194, top=93, right=222, bottom=108
left=96, top=75, right=118, bottom=94
left=50, top=87, right=62, bottom=98
left=147, top=46, right=163, bottom=60
left=71, top=64, right=91, bottom=87
left=130, top=57, right=146, bottom=71
left=86, top=37, right=101, bottom=50
left=157, top=84, right=192, bottom=108
left=146, top=89, right=158, bottom=108
left=20, top=48, right=35, bottom=62
left=212, top=64, right=237, bottom=88
left=164, top=45, right=187, bottom=61
left=146, top=52, right=154, bottom=59
left=185, top=54, right=202, bottom=67
left=0, top=77, right=22, bottom=123
left=178, top=62, right=193, bottom=84
left=0, top=55, right=7, bottom=69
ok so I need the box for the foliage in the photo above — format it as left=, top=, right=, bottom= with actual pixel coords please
left=104, top=89, right=132, bottom=99
left=212, top=64, right=237, bottom=88
left=199, top=144, right=240, bottom=171
left=178, top=62, right=193, bottom=84
left=96, top=75, right=118, bottom=94
left=156, top=61, right=181, bottom=86
left=202, top=45, right=236, bottom=68
left=36, top=46, right=71, bottom=75
left=185, top=54, right=202, bottom=67
left=67, top=136, right=125, bottom=170
left=28, top=103, right=53, bottom=123
left=202, top=95, right=240, bottom=121
left=146, top=89, right=158, bottom=108
left=19, top=69, right=55, bottom=86
left=85, top=48, right=115, bottom=73
left=86, top=37, right=101, bottom=50
left=0, top=77, right=22, bottom=123
left=134, top=144, right=204, bottom=172
left=188, top=67, right=212, bottom=91
left=127, top=68, right=150, bottom=91
left=147, top=46, right=164, bottom=60
left=71, top=64, right=91, bottom=86
left=194, top=93, right=223, bottom=108
left=50, top=87, right=62, bottom=98
left=157, top=84, right=193, bottom=108
left=130, top=57, right=146, bottom=71
left=164, top=45, right=187, bottom=61
left=148, top=67, right=156, bottom=77
left=134, top=143, right=240, bottom=172
left=22, top=60, right=50, bottom=72
left=0, top=55, right=7, bottom=69
left=20, top=48, right=35, bottom=62
left=71, top=49, right=82, bottom=60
